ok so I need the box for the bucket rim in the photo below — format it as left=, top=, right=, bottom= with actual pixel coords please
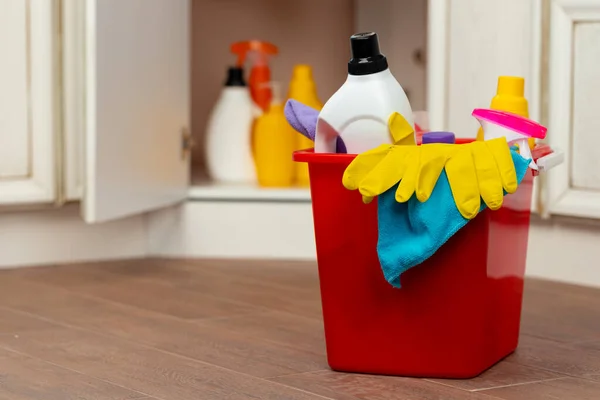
left=293, top=139, right=552, bottom=165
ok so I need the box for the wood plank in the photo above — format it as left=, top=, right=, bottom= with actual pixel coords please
left=111, top=259, right=324, bottom=316
left=0, top=327, right=330, bottom=400
left=506, top=335, right=600, bottom=382
left=177, top=258, right=322, bottom=293
left=12, top=259, right=323, bottom=319
left=198, top=310, right=326, bottom=355
left=430, top=361, right=563, bottom=391
left=524, top=278, right=600, bottom=300
left=577, top=340, right=600, bottom=353
left=153, top=262, right=323, bottom=318
left=5, top=261, right=259, bottom=320
left=0, top=307, right=55, bottom=336
left=272, top=370, right=490, bottom=400
left=0, top=279, right=326, bottom=378
left=2, top=260, right=600, bottom=399
left=520, top=279, right=600, bottom=343
left=0, top=347, right=150, bottom=400
left=482, top=377, right=600, bottom=399
left=77, top=258, right=322, bottom=299
left=10, top=258, right=321, bottom=295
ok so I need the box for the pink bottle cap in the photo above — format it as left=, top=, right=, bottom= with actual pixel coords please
left=471, top=109, right=547, bottom=139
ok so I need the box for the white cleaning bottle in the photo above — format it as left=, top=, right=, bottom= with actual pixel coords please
left=315, top=32, right=414, bottom=154
left=205, top=66, right=256, bottom=183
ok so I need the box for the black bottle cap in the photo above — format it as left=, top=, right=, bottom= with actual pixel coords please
left=225, top=67, right=246, bottom=86
left=348, top=32, right=388, bottom=76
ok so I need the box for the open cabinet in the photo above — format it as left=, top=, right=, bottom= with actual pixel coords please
left=0, top=0, right=548, bottom=224
left=3, top=0, right=600, bottom=288
left=3, top=0, right=594, bottom=260
left=57, top=0, right=430, bottom=223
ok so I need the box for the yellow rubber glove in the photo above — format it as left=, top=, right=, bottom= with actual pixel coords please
left=343, top=112, right=417, bottom=204
left=355, top=145, right=419, bottom=201
left=343, top=137, right=519, bottom=219
left=397, top=143, right=457, bottom=203
left=445, top=137, right=518, bottom=219
left=342, top=144, right=395, bottom=203
left=343, top=144, right=456, bottom=204
left=388, top=112, right=416, bottom=146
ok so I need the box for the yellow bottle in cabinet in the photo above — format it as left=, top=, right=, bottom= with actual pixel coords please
left=477, top=76, right=535, bottom=149
left=287, top=65, right=322, bottom=187
left=253, top=98, right=295, bottom=187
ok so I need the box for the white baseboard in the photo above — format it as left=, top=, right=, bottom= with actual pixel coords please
left=148, top=201, right=600, bottom=289
left=0, top=203, right=146, bottom=268
left=147, top=201, right=316, bottom=260
left=527, top=216, right=600, bottom=288
left=3, top=200, right=599, bottom=289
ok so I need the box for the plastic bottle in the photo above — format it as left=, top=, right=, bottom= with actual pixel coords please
left=315, top=32, right=414, bottom=154
left=205, top=66, right=256, bottom=183
left=287, top=65, right=322, bottom=186
left=476, top=76, right=534, bottom=149
left=253, top=83, right=295, bottom=187
left=231, top=41, right=278, bottom=113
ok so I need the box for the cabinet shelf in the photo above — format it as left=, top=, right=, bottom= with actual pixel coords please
left=188, top=181, right=311, bottom=202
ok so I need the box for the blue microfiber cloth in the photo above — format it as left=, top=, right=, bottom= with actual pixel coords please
left=377, top=149, right=531, bottom=288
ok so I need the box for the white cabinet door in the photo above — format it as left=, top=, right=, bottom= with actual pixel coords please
left=82, top=0, right=190, bottom=223
left=544, top=0, right=600, bottom=218
left=0, top=0, right=57, bottom=205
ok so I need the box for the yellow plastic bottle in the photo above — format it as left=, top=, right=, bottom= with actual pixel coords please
left=287, top=65, right=323, bottom=186
left=477, top=76, right=535, bottom=149
left=253, top=84, right=295, bottom=187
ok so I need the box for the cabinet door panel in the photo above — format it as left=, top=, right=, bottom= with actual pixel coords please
left=0, top=0, right=57, bottom=205
left=571, top=22, right=600, bottom=190
left=82, top=0, right=190, bottom=223
left=546, top=0, right=600, bottom=218
left=0, top=1, right=29, bottom=178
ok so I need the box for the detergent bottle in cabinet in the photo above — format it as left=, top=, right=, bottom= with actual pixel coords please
left=476, top=76, right=534, bottom=149
left=253, top=83, right=295, bottom=187
left=205, top=66, right=256, bottom=183
left=315, top=32, right=414, bottom=154
left=287, top=65, right=322, bottom=186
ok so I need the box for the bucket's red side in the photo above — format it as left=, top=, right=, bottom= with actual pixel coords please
left=298, top=147, right=534, bottom=378
left=484, top=171, right=534, bottom=364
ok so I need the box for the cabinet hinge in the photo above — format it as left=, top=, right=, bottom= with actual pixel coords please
left=181, top=127, right=195, bottom=161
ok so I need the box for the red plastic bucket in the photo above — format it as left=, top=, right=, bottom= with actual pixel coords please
left=294, top=140, right=539, bottom=378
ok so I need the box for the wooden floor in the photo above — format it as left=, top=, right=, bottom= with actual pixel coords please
left=0, top=259, right=599, bottom=399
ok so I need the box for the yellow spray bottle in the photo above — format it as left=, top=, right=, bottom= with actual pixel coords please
left=286, top=65, right=322, bottom=186
left=253, top=82, right=295, bottom=187
left=477, top=76, right=535, bottom=149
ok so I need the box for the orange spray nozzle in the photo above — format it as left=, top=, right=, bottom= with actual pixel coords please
left=230, top=40, right=278, bottom=112
left=230, top=40, right=278, bottom=67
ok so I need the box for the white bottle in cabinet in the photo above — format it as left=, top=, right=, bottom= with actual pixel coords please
left=205, top=67, right=256, bottom=184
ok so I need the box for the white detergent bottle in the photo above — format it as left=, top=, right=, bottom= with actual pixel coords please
left=315, top=32, right=414, bottom=154
left=205, top=66, right=256, bottom=183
